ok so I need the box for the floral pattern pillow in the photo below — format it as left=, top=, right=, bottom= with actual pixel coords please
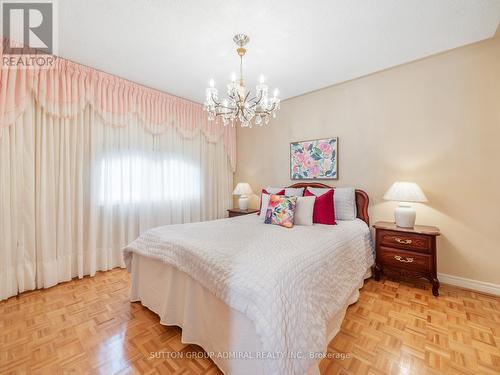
left=264, top=195, right=297, bottom=228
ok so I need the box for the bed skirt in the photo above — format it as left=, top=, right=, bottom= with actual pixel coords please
left=129, top=253, right=370, bottom=375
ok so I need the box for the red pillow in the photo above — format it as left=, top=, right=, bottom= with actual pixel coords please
left=304, top=188, right=336, bottom=225
left=258, top=188, right=285, bottom=214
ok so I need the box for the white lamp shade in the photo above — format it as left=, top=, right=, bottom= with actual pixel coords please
left=232, top=182, right=253, bottom=196
left=383, top=182, right=428, bottom=203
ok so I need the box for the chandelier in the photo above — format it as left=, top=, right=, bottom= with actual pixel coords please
left=204, top=34, right=280, bottom=127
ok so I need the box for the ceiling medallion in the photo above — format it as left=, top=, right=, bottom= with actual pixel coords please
left=204, top=34, right=280, bottom=127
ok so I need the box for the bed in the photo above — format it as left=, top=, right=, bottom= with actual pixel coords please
left=123, top=183, right=373, bottom=375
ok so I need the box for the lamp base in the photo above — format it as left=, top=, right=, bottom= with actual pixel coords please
left=238, top=195, right=249, bottom=210
left=394, top=204, right=416, bottom=228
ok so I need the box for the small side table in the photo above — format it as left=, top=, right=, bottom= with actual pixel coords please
left=373, top=221, right=441, bottom=296
left=227, top=208, right=259, bottom=218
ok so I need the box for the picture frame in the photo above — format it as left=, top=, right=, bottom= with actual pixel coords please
left=290, top=137, right=338, bottom=180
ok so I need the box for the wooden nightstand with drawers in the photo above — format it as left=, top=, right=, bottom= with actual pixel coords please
left=227, top=208, right=259, bottom=218
left=373, top=221, right=441, bottom=296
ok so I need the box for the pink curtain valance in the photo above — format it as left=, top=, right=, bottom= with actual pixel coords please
left=0, top=40, right=236, bottom=170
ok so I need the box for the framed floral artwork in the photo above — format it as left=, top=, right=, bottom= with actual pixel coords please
left=290, top=137, right=338, bottom=180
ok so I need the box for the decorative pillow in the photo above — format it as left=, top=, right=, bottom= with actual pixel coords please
left=259, top=188, right=285, bottom=215
left=294, top=196, right=316, bottom=226
left=284, top=187, right=305, bottom=197
left=306, top=187, right=356, bottom=221
left=264, top=195, right=297, bottom=228
left=304, top=188, right=336, bottom=225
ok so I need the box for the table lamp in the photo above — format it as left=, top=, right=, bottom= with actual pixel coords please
left=232, top=183, right=253, bottom=210
left=383, top=181, right=428, bottom=228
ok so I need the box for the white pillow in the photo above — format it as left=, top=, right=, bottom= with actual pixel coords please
left=285, top=187, right=304, bottom=197
left=259, top=193, right=271, bottom=220
left=306, top=187, right=330, bottom=196
left=264, top=187, right=304, bottom=196
left=306, top=187, right=357, bottom=221
left=334, top=187, right=357, bottom=221
left=265, top=187, right=284, bottom=194
left=294, top=196, right=316, bottom=226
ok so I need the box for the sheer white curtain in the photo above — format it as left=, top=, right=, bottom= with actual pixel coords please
left=0, top=97, right=233, bottom=300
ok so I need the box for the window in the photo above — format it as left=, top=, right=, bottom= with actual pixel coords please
left=98, top=154, right=200, bottom=205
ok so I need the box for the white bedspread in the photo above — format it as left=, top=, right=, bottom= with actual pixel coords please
left=123, top=215, right=374, bottom=375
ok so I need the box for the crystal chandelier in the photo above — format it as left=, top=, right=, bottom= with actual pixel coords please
left=204, top=34, right=280, bottom=127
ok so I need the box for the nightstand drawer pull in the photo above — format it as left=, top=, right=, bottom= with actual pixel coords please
left=394, top=255, right=414, bottom=263
left=395, top=237, right=412, bottom=245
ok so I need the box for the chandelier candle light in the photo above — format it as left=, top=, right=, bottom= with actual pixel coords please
left=204, top=34, right=280, bottom=127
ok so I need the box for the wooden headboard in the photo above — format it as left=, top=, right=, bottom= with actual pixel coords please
left=287, top=182, right=370, bottom=226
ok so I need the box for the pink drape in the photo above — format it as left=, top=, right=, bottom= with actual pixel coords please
left=0, top=41, right=236, bottom=171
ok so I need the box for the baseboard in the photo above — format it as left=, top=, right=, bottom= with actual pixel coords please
left=438, top=273, right=500, bottom=296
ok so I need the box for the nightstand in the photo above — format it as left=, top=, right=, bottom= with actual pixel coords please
left=373, top=221, right=441, bottom=296
left=227, top=208, right=259, bottom=218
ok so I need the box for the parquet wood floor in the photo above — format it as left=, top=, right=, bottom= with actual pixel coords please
left=1, top=269, right=499, bottom=375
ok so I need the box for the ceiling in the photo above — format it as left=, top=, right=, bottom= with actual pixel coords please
left=58, top=0, right=500, bottom=104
